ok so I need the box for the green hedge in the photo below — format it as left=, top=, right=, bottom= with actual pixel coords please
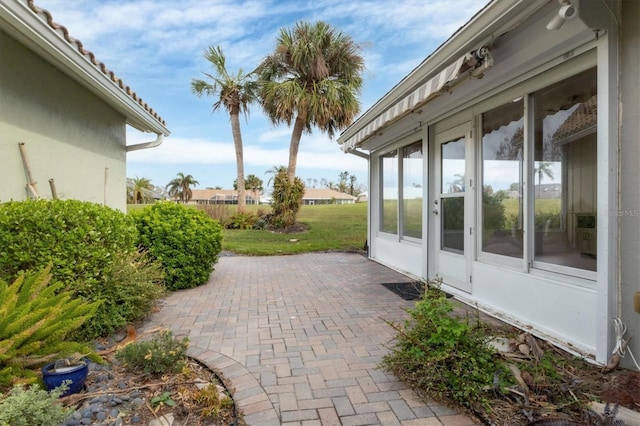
left=132, top=202, right=223, bottom=291
left=0, top=200, right=164, bottom=340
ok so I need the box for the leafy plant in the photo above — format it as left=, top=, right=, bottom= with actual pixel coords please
left=270, top=171, right=305, bottom=229
left=0, top=200, right=163, bottom=340
left=76, top=250, right=165, bottom=340
left=196, top=383, right=233, bottom=419
left=150, top=391, right=177, bottom=409
left=0, top=199, right=137, bottom=288
left=0, top=265, right=99, bottom=388
left=381, top=279, right=504, bottom=407
left=115, top=330, right=189, bottom=376
left=227, top=212, right=258, bottom=230
left=132, top=202, right=223, bottom=290
left=0, top=383, right=72, bottom=426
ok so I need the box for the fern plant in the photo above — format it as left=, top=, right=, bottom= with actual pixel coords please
left=0, top=265, right=100, bottom=388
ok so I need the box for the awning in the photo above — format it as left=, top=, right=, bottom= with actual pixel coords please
left=341, top=47, right=493, bottom=152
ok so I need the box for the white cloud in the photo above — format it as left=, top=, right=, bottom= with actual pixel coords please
left=37, top=0, right=487, bottom=187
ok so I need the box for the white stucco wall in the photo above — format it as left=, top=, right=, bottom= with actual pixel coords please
left=618, top=0, right=640, bottom=371
left=0, top=30, right=127, bottom=211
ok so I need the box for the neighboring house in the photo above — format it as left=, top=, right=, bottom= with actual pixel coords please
left=189, top=189, right=259, bottom=205
left=302, top=188, right=356, bottom=205
left=190, top=188, right=356, bottom=206
left=338, top=0, right=639, bottom=370
left=0, top=0, right=170, bottom=211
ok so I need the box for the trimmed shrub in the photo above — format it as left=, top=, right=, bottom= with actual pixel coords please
left=0, top=199, right=137, bottom=285
left=132, top=202, right=223, bottom=290
left=0, top=200, right=165, bottom=340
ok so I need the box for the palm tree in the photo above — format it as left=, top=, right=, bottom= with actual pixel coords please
left=255, top=21, right=364, bottom=182
left=192, top=45, right=257, bottom=212
left=534, top=162, right=554, bottom=198
left=166, top=172, right=199, bottom=203
left=245, top=174, right=263, bottom=204
left=448, top=173, right=465, bottom=193
left=233, top=174, right=264, bottom=204
left=131, top=176, right=153, bottom=204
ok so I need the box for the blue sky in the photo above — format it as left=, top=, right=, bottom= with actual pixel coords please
left=36, top=0, right=488, bottom=191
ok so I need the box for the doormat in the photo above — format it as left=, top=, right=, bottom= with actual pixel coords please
left=381, top=282, right=424, bottom=301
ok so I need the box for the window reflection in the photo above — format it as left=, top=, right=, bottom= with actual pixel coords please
left=481, top=100, right=524, bottom=258
left=381, top=151, right=398, bottom=234
left=402, top=142, right=423, bottom=239
left=442, top=138, right=465, bottom=193
left=442, top=197, right=464, bottom=252
left=441, top=138, right=465, bottom=253
left=534, top=68, right=597, bottom=271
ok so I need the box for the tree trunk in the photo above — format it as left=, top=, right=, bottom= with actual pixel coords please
left=288, top=114, right=306, bottom=182
left=230, top=111, right=246, bottom=212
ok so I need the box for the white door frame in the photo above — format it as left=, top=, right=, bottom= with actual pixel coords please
left=433, top=121, right=474, bottom=293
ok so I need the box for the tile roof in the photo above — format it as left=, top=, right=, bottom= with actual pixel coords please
left=190, top=188, right=356, bottom=201
left=26, top=0, right=166, bottom=127
left=303, top=188, right=356, bottom=200
left=551, top=95, right=597, bottom=143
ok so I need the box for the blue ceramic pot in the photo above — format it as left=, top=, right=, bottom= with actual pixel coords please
left=41, top=360, right=88, bottom=396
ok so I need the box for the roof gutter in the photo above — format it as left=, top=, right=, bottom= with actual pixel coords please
left=126, top=133, right=164, bottom=152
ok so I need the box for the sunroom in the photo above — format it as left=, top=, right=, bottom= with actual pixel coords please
left=338, top=0, right=639, bottom=369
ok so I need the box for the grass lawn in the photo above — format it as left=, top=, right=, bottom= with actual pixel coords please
left=222, top=203, right=368, bottom=255
left=129, top=202, right=367, bottom=255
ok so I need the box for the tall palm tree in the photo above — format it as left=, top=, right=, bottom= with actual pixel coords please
left=166, top=172, right=199, bottom=203
left=255, top=21, right=364, bottom=182
left=192, top=45, right=257, bottom=212
left=245, top=174, right=264, bottom=204
left=534, top=162, right=554, bottom=198
left=131, top=176, right=153, bottom=204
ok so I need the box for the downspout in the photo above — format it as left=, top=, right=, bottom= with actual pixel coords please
left=126, top=133, right=164, bottom=152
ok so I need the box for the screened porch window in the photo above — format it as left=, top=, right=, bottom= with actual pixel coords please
left=533, top=68, right=597, bottom=272
left=481, top=100, right=524, bottom=258
left=478, top=67, right=597, bottom=274
left=402, top=142, right=423, bottom=239
left=380, top=141, right=424, bottom=238
left=381, top=151, right=398, bottom=234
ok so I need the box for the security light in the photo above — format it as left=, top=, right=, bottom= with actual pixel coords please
left=546, top=0, right=577, bottom=30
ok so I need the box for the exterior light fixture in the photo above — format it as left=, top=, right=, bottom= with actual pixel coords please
left=546, top=0, right=577, bottom=30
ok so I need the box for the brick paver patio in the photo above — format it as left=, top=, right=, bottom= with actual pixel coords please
left=142, top=252, right=480, bottom=425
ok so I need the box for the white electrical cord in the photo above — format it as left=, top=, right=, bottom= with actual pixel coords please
left=612, top=317, right=640, bottom=370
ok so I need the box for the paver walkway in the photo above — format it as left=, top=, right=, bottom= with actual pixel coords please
left=142, top=252, right=480, bottom=425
